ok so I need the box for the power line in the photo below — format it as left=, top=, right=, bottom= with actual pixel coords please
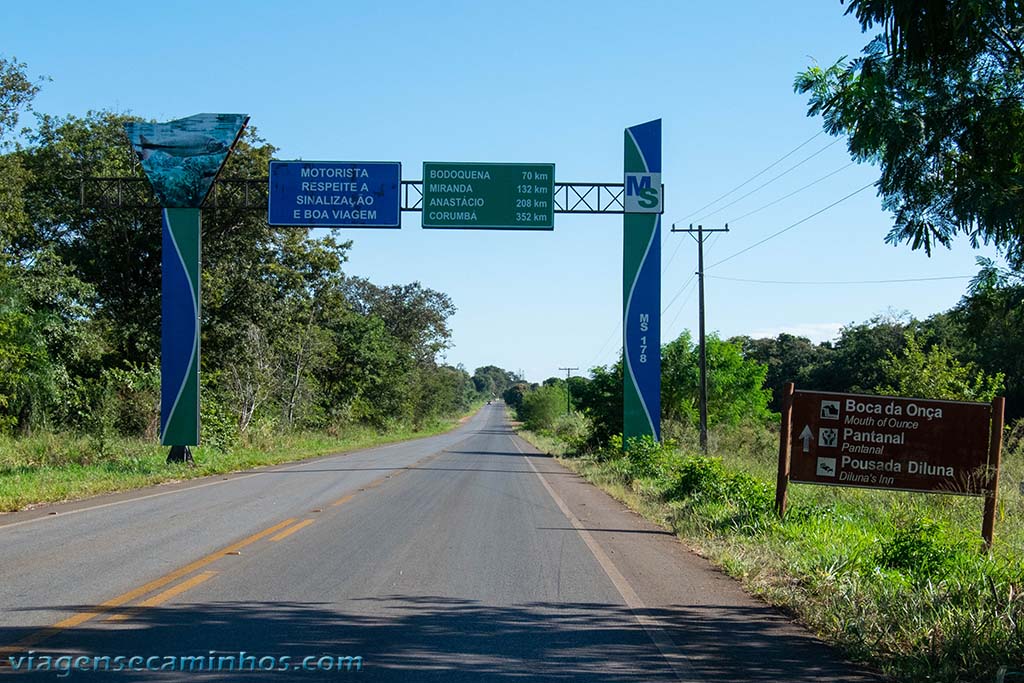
left=663, top=141, right=846, bottom=274
left=706, top=181, right=876, bottom=271
left=662, top=273, right=696, bottom=316
left=725, top=162, right=855, bottom=225
left=666, top=279, right=699, bottom=341
left=594, top=269, right=697, bottom=374
left=693, top=138, right=843, bottom=224
left=707, top=274, right=973, bottom=285
left=667, top=162, right=850, bottom=272
left=588, top=320, right=621, bottom=370
left=662, top=228, right=688, bottom=273
left=669, top=131, right=824, bottom=225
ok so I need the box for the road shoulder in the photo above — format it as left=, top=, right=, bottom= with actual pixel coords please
left=511, top=430, right=884, bottom=682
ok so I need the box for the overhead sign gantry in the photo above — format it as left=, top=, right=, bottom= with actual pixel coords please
left=95, top=117, right=666, bottom=459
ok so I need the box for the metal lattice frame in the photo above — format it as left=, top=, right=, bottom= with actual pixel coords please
left=81, top=177, right=643, bottom=214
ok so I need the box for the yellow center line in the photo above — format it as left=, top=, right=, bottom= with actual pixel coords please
left=332, top=493, right=355, bottom=507
left=269, top=518, right=315, bottom=542
left=0, top=517, right=297, bottom=653
left=331, top=467, right=409, bottom=507
left=106, top=571, right=218, bottom=622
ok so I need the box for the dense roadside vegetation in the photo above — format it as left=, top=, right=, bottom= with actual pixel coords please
left=0, top=57, right=524, bottom=510
left=510, top=275, right=1023, bottom=683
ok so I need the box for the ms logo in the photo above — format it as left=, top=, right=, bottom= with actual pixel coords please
left=624, top=172, right=662, bottom=213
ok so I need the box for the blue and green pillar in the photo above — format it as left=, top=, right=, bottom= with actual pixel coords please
left=623, top=119, right=662, bottom=447
left=159, top=208, right=202, bottom=446
left=125, top=113, right=248, bottom=459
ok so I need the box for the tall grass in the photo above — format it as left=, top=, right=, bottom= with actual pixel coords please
left=0, top=415, right=471, bottom=513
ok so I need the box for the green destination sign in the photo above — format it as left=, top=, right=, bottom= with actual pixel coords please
left=422, top=162, right=555, bottom=230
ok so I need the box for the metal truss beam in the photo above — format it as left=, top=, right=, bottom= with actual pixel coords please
left=81, top=177, right=644, bottom=214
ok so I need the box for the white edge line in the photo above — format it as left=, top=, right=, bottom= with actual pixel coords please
left=510, top=434, right=701, bottom=682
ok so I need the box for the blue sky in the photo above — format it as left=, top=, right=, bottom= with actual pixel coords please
left=5, top=1, right=1001, bottom=382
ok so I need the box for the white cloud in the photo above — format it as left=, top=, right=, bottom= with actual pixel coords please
left=746, top=322, right=844, bottom=344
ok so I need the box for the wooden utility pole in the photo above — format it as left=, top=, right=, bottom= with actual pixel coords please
left=671, top=223, right=728, bottom=452
left=559, top=367, right=579, bottom=415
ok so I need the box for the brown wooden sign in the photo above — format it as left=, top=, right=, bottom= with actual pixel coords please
left=774, top=385, right=1005, bottom=546
left=789, top=390, right=992, bottom=494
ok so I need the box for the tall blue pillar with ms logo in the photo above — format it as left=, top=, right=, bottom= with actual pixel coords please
left=622, top=119, right=662, bottom=449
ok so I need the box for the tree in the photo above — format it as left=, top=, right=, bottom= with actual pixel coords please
left=471, top=365, right=518, bottom=397
left=343, top=278, right=455, bottom=364
left=406, top=364, right=473, bottom=428
left=0, top=57, right=41, bottom=237
left=946, top=257, right=1024, bottom=414
left=573, top=362, right=624, bottom=445
left=877, top=331, right=1003, bottom=402
left=661, top=333, right=773, bottom=428
left=810, top=313, right=910, bottom=393
left=796, top=1, right=1024, bottom=267
left=517, top=384, right=568, bottom=432
left=503, top=382, right=531, bottom=412
left=735, top=333, right=832, bottom=410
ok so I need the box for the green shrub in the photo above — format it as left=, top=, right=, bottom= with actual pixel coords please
left=876, top=518, right=957, bottom=581
left=623, top=435, right=675, bottom=479
left=552, top=411, right=591, bottom=453
left=641, top=450, right=776, bottom=518
left=517, top=385, right=567, bottom=432
left=724, top=470, right=775, bottom=515
left=591, top=434, right=625, bottom=462
left=667, top=455, right=730, bottom=501
left=200, top=382, right=240, bottom=453
left=503, top=383, right=530, bottom=412
left=103, top=364, right=160, bottom=438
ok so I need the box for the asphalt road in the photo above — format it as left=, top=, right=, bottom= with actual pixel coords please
left=0, top=404, right=880, bottom=681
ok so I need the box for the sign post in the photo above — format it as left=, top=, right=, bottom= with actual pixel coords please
left=125, top=113, right=249, bottom=462
left=623, top=119, right=662, bottom=447
left=775, top=383, right=795, bottom=517
left=983, top=396, right=1006, bottom=547
left=775, top=387, right=1005, bottom=544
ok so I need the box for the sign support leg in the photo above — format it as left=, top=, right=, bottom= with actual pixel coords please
left=775, top=382, right=795, bottom=518
left=982, top=396, right=1005, bottom=548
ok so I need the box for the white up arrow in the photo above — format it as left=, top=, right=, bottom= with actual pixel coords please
left=799, top=425, right=814, bottom=453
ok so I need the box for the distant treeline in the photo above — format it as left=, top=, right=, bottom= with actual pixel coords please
left=737, top=263, right=1019, bottom=416
left=508, top=262, right=1017, bottom=447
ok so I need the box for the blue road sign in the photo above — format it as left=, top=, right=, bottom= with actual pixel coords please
left=268, top=161, right=401, bottom=228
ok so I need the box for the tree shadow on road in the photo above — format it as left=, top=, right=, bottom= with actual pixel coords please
left=1, top=596, right=880, bottom=682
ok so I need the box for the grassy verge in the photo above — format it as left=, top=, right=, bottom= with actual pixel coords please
left=514, top=421, right=1024, bottom=683
left=0, top=409, right=479, bottom=513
